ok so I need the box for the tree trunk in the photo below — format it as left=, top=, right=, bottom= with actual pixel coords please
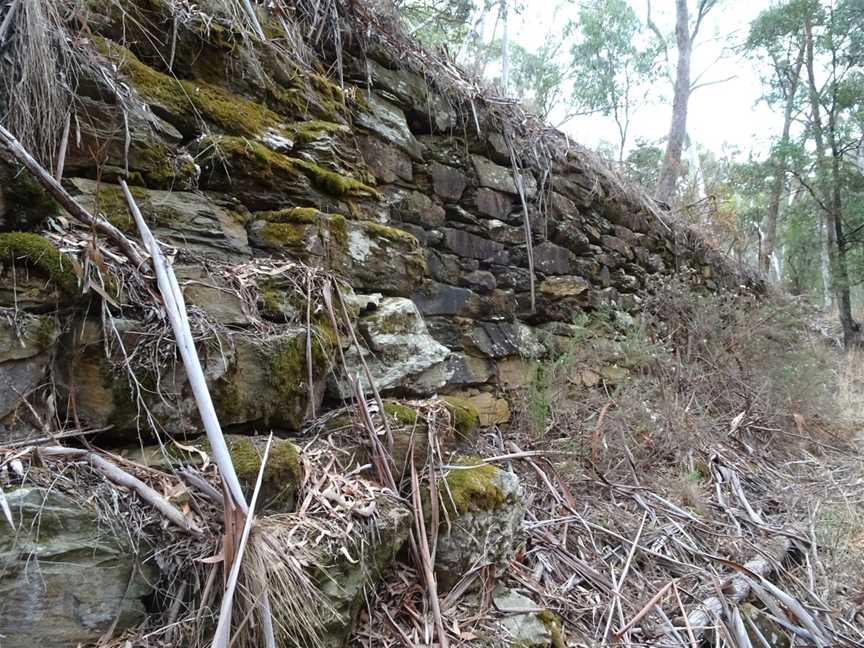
left=500, top=0, right=510, bottom=93
left=804, top=13, right=858, bottom=345
left=759, top=45, right=805, bottom=277
left=655, top=0, right=691, bottom=203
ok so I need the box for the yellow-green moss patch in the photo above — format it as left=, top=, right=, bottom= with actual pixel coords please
left=0, top=232, right=78, bottom=295
left=383, top=401, right=421, bottom=426
left=441, top=396, right=481, bottom=438
left=97, top=38, right=286, bottom=138
left=286, top=120, right=348, bottom=145
left=361, top=221, right=419, bottom=246
left=537, top=610, right=566, bottom=648
left=443, top=457, right=506, bottom=514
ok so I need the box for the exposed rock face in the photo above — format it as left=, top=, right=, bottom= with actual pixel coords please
left=0, top=488, right=156, bottom=648
left=310, top=495, right=413, bottom=647
left=335, top=297, right=451, bottom=397
left=436, top=459, right=525, bottom=590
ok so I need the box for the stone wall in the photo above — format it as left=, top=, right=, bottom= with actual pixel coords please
left=0, top=0, right=754, bottom=440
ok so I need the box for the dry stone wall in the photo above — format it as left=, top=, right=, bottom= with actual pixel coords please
left=0, top=0, right=754, bottom=440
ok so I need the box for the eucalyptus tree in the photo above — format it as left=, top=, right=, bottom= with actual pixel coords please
left=746, top=0, right=808, bottom=278
left=650, top=0, right=721, bottom=203
left=800, top=0, right=864, bottom=346
left=569, top=0, right=659, bottom=162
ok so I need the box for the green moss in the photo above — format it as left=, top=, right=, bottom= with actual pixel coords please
left=443, top=457, right=506, bottom=514
left=225, top=435, right=302, bottom=510
left=96, top=37, right=286, bottom=138
left=285, top=120, right=347, bottom=145
left=0, top=233, right=78, bottom=295
left=441, top=396, right=481, bottom=438
left=327, top=213, right=348, bottom=249
left=269, top=333, right=331, bottom=414
left=383, top=401, right=421, bottom=426
left=175, top=434, right=302, bottom=511
left=90, top=183, right=148, bottom=233
left=33, top=316, right=57, bottom=351
left=362, top=221, right=419, bottom=246
left=257, top=207, right=321, bottom=224
left=3, top=164, right=57, bottom=227
left=256, top=222, right=312, bottom=249
left=537, top=610, right=566, bottom=648
left=291, top=158, right=379, bottom=199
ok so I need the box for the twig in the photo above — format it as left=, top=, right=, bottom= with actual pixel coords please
left=0, top=125, right=144, bottom=266
left=122, top=181, right=247, bottom=512
left=39, top=446, right=199, bottom=534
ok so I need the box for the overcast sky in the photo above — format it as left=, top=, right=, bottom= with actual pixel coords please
left=506, top=0, right=777, bottom=158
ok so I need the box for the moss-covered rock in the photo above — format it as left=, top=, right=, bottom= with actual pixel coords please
left=0, top=232, right=78, bottom=298
left=0, top=487, right=157, bottom=648
left=96, top=38, right=290, bottom=139
left=0, top=162, right=57, bottom=230
left=441, top=395, right=481, bottom=438
left=69, top=178, right=252, bottom=261
left=197, top=135, right=377, bottom=210
left=435, top=457, right=524, bottom=590
left=178, top=435, right=302, bottom=512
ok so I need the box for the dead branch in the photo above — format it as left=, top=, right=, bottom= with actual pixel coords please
left=39, top=446, right=199, bottom=534
left=0, top=124, right=145, bottom=267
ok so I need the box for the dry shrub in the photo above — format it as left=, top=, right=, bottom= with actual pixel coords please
left=516, top=272, right=852, bottom=477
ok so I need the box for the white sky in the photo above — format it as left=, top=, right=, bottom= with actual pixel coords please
left=506, top=0, right=778, bottom=158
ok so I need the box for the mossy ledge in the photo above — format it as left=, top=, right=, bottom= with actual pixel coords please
left=201, top=135, right=379, bottom=198
left=95, top=37, right=290, bottom=138
left=443, top=457, right=506, bottom=514
left=0, top=232, right=78, bottom=295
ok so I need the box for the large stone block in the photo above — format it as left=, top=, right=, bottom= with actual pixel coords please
left=0, top=488, right=156, bottom=648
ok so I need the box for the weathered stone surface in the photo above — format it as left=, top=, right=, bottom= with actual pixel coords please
left=344, top=221, right=427, bottom=296
left=442, top=228, right=507, bottom=261
left=445, top=353, right=495, bottom=386
left=461, top=269, right=497, bottom=293
left=356, top=93, right=424, bottom=160
left=392, top=190, right=446, bottom=227
left=313, top=495, right=412, bottom=647
left=55, top=320, right=327, bottom=437
left=601, top=234, right=634, bottom=259
left=176, top=265, right=251, bottom=325
left=0, top=488, right=156, bottom=648
left=532, top=241, right=575, bottom=275
left=485, top=218, right=525, bottom=245
left=0, top=313, right=57, bottom=424
left=436, top=460, right=525, bottom=590
left=334, top=297, right=451, bottom=397
left=471, top=155, right=537, bottom=197
left=357, top=135, right=413, bottom=183
left=361, top=58, right=455, bottom=132
left=447, top=389, right=511, bottom=426
left=496, top=357, right=539, bottom=389
left=71, top=179, right=252, bottom=261
left=475, top=187, right=513, bottom=220
left=430, top=162, right=467, bottom=201
left=493, top=589, right=563, bottom=648
left=539, top=276, right=590, bottom=298
left=413, top=282, right=515, bottom=319
left=467, top=321, right=545, bottom=359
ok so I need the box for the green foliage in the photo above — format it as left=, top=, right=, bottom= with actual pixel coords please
left=568, top=0, right=659, bottom=159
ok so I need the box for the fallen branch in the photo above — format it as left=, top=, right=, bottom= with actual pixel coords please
left=39, top=446, right=199, bottom=534
left=656, top=539, right=792, bottom=647
left=0, top=124, right=145, bottom=267
left=122, top=181, right=247, bottom=512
